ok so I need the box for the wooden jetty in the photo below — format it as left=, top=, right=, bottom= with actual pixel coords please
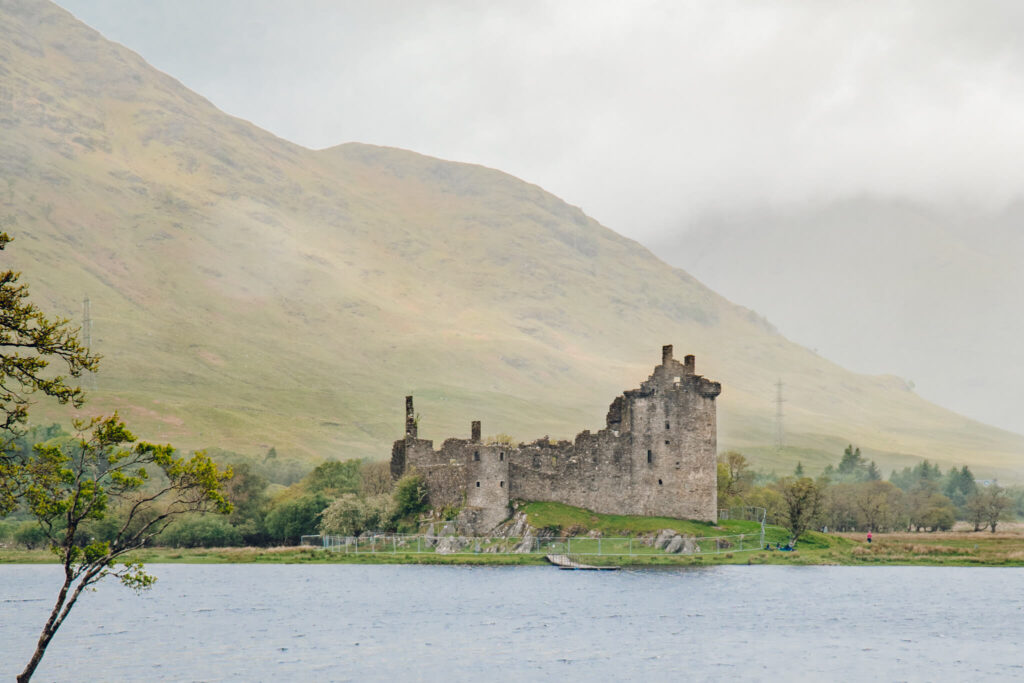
left=545, top=554, right=620, bottom=571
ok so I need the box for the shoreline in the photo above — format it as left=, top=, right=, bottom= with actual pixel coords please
left=4, top=530, right=1024, bottom=567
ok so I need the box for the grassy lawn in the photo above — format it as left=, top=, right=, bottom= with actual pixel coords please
left=7, top=529, right=1024, bottom=567
left=519, top=501, right=764, bottom=537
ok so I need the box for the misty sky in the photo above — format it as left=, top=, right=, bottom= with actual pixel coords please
left=56, top=1, right=1024, bottom=237
left=54, top=1, right=1024, bottom=435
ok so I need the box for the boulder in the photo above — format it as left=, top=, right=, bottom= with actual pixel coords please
left=513, top=533, right=536, bottom=554
left=435, top=536, right=469, bottom=554
left=664, top=535, right=698, bottom=554
left=664, top=535, right=686, bottom=554
left=654, top=529, right=678, bottom=550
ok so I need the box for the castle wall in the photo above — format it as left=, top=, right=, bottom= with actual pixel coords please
left=390, top=346, right=721, bottom=530
left=394, top=428, right=510, bottom=513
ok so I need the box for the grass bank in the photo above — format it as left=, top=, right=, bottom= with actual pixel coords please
left=6, top=530, right=1024, bottom=566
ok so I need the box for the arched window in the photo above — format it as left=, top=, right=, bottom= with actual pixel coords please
left=473, top=451, right=479, bottom=461
left=647, top=449, right=652, bottom=464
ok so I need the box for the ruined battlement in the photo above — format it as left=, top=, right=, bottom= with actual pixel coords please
left=391, top=345, right=720, bottom=532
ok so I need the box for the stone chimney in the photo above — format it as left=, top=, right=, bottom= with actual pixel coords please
left=684, top=355, right=695, bottom=375
left=471, top=420, right=481, bottom=443
left=405, top=396, right=417, bottom=438
left=662, top=344, right=674, bottom=365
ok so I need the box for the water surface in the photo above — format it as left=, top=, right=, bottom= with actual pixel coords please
left=2, top=564, right=1022, bottom=681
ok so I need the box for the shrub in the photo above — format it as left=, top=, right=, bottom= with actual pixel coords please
left=160, top=515, right=243, bottom=548
left=14, top=522, right=47, bottom=549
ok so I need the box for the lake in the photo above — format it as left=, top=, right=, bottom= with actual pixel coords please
left=2, top=564, right=1022, bottom=681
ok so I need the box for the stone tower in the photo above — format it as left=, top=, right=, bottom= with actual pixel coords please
left=603, top=344, right=721, bottom=520
left=390, top=345, right=722, bottom=531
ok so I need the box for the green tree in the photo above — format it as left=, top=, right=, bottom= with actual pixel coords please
left=392, top=473, right=429, bottom=518
left=716, top=451, right=752, bottom=503
left=852, top=480, right=904, bottom=532
left=303, top=459, right=361, bottom=495
left=17, top=415, right=231, bottom=682
left=319, top=493, right=395, bottom=536
left=823, top=482, right=859, bottom=532
left=906, top=483, right=956, bottom=532
left=837, top=444, right=863, bottom=476
left=942, top=466, right=977, bottom=512
left=264, top=494, right=329, bottom=544
left=793, top=461, right=804, bottom=477
left=777, top=477, right=823, bottom=540
left=865, top=461, right=881, bottom=482
left=891, top=460, right=943, bottom=492
left=223, top=462, right=270, bottom=544
left=0, top=233, right=99, bottom=513
left=742, top=486, right=786, bottom=526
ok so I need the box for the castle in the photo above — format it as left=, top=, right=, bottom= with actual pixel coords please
left=390, top=345, right=721, bottom=532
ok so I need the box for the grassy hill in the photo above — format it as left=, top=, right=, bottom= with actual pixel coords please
left=2, top=0, right=1023, bottom=479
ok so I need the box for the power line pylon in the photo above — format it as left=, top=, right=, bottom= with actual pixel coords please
left=775, top=378, right=785, bottom=451
left=82, top=296, right=96, bottom=390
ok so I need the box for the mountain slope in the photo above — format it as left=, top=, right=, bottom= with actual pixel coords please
left=656, top=199, right=1024, bottom=437
left=2, top=0, right=1022, bottom=479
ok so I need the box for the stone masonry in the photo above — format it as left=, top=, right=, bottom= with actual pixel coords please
left=390, top=345, right=721, bottom=531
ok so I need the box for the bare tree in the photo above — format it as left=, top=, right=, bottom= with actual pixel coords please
left=966, top=484, right=1011, bottom=533
left=359, top=460, right=394, bottom=496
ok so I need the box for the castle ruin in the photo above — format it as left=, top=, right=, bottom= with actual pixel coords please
left=390, top=345, right=721, bottom=532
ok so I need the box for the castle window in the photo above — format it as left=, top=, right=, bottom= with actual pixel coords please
left=500, top=481, right=505, bottom=488
left=658, top=479, right=663, bottom=486
left=665, top=440, right=670, bottom=446
left=500, top=452, right=504, bottom=461
left=665, top=421, right=670, bottom=430
left=473, top=451, right=479, bottom=461
left=476, top=481, right=480, bottom=487
left=647, top=449, right=652, bottom=464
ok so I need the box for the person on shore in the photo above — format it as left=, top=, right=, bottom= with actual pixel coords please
left=867, top=531, right=873, bottom=544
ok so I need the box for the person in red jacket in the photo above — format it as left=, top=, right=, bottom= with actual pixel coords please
left=867, top=531, right=873, bottom=544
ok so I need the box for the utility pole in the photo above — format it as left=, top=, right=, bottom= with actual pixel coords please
left=82, top=296, right=96, bottom=390
left=775, top=378, right=785, bottom=451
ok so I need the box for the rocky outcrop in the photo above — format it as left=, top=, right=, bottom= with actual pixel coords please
left=435, top=536, right=470, bottom=554
left=650, top=529, right=698, bottom=554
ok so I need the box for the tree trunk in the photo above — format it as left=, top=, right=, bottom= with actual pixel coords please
left=17, top=575, right=70, bottom=682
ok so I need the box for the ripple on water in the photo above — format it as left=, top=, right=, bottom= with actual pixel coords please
left=1, top=565, right=1022, bottom=681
